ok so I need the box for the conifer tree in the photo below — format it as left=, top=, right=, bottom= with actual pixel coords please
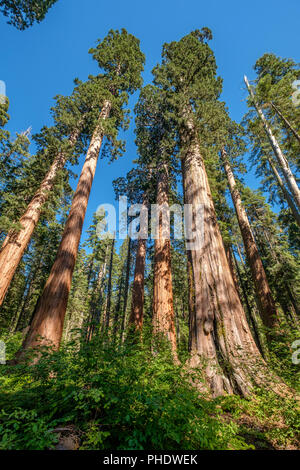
left=221, top=147, right=278, bottom=330
left=134, top=85, right=177, bottom=356
left=153, top=29, right=285, bottom=396
left=18, top=30, right=145, bottom=355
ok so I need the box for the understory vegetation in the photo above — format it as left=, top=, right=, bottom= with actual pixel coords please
left=0, top=329, right=299, bottom=450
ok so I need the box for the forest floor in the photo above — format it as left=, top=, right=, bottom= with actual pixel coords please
left=0, top=332, right=299, bottom=450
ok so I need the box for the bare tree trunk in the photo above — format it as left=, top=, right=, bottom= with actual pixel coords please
left=0, top=128, right=81, bottom=307
left=232, top=248, right=267, bottom=357
left=221, top=148, right=278, bottom=330
left=270, top=102, right=300, bottom=145
left=267, top=158, right=300, bottom=227
left=152, top=163, right=177, bottom=358
left=17, top=101, right=111, bottom=355
left=180, top=115, right=283, bottom=397
left=244, top=75, right=300, bottom=210
left=128, top=195, right=148, bottom=334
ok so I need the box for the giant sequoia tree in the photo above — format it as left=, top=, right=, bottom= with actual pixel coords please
left=152, top=29, right=285, bottom=396
left=134, top=85, right=177, bottom=356
left=0, top=81, right=98, bottom=307
left=18, top=30, right=145, bottom=355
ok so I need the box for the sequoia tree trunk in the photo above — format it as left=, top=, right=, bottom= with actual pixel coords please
left=221, top=148, right=278, bottom=330
left=152, top=163, right=177, bottom=358
left=128, top=195, right=148, bottom=334
left=180, top=114, right=285, bottom=397
left=0, top=127, right=81, bottom=307
left=244, top=75, right=300, bottom=210
left=17, top=101, right=111, bottom=355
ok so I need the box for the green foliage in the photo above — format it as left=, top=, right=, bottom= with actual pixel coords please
left=0, top=335, right=256, bottom=450
left=221, top=388, right=300, bottom=450
left=0, top=0, right=58, bottom=29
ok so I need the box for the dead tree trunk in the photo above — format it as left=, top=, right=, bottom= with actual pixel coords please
left=244, top=75, right=300, bottom=210
left=17, top=101, right=111, bottom=355
left=0, top=127, right=81, bottom=307
left=221, top=148, right=278, bottom=330
left=270, top=102, right=300, bottom=145
left=152, top=163, right=177, bottom=358
left=267, top=158, right=300, bottom=227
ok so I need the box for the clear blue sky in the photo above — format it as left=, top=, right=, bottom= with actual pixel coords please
left=1, top=0, right=299, bottom=243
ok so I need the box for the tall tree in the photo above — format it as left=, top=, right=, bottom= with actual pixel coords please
left=134, top=85, right=177, bottom=356
left=0, top=81, right=97, bottom=307
left=153, top=29, right=284, bottom=396
left=221, top=147, right=278, bottom=330
left=18, top=30, right=145, bottom=355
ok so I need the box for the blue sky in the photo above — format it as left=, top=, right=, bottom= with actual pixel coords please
left=1, top=0, right=299, bottom=243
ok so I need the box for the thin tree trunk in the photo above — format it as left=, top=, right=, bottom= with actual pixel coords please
left=0, top=127, right=81, bottom=307
left=17, top=101, right=111, bottom=355
left=13, top=252, right=44, bottom=333
left=244, top=75, right=300, bottom=210
left=224, top=242, right=241, bottom=298
left=152, top=163, right=177, bottom=358
left=232, top=248, right=266, bottom=357
left=89, top=246, right=109, bottom=340
left=270, top=102, right=300, bottom=145
left=267, top=157, right=300, bottom=227
left=104, top=235, right=115, bottom=330
left=113, top=266, right=124, bottom=338
left=120, top=237, right=132, bottom=343
left=128, top=194, right=148, bottom=333
left=221, top=148, right=278, bottom=330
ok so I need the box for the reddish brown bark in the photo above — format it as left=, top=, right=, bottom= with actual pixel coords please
left=17, top=101, right=111, bottom=355
left=128, top=195, right=148, bottom=333
left=267, top=158, right=300, bottom=227
left=180, top=115, right=284, bottom=397
left=152, top=163, right=177, bottom=357
left=0, top=128, right=80, bottom=307
left=221, top=148, right=278, bottom=330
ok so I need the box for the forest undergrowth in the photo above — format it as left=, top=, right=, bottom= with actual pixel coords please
left=0, top=324, right=299, bottom=451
